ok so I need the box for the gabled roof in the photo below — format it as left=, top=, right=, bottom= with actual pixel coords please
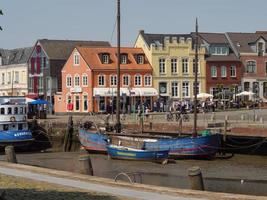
left=139, top=30, right=192, bottom=47
left=38, top=39, right=111, bottom=60
left=226, top=32, right=267, bottom=53
left=76, top=47, right=152, bottom=71
left=198, top=32, right=228, bottom=44
left=0, top=47, right=33, bottom=65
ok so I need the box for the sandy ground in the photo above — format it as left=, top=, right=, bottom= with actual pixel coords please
left=0, top=174, right=133, bottom=200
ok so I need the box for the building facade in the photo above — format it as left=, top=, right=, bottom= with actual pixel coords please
left=227, top=32, right=267, bottom=102
left=0, top=47, right=32, bottom=96
left=134, top=30, right=206, bottom=106
left=27, top=39, right=110, bottom=109
left=54, top=47, right=157, bottom=113
left=198, top=33, right=242, bottom=97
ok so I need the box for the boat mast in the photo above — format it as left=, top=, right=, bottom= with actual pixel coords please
left=115, top=0, right=121, bottom=133
left=193, top=18, right=198, bottom=137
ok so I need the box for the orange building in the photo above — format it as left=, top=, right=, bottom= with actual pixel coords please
left=54, top=47, right=158, bottom=113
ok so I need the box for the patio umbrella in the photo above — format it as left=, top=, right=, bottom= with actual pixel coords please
left=29, top=99, right=49, bottom=105
left=25, top=97, right=35, bottom=103
left=236, top=91, right=255, bottom=97
left=197, top=93, right=213, bottom=99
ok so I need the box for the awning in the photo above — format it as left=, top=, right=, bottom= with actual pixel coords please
left=93, top=88, right=130, bottom=97
left=131, top=88, right=158, bottom=96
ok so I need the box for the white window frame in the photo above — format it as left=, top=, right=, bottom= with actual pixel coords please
left=102, top=54, right=109, bottom=64
left=159, top=58, right=166, bottom=74
left=82, top=74, right=88, bottom=87
left=137, top=55, right=144, bottom=64
left=182, top=58, right=189, bottom=74
left=75, top=95, right=80, bottom=111
left=74, top=74, right=80, bottom=86
left=171, top=58, right=178, bottom=74
left=144, top=74, right=152, bottom=86
left=122, top=74, right=130, bottom=86
left=182, top=81, right=190, bottom=98
left=121, top=54, right=127, bottom=64
left=221, top=66, right=227, bottom=77
left=211, top=66, right=217, bottom=77
left=230, top=65, right=236, bottom=77
left=171, top=82, right=179, bottom=97
left=83, top=93, right=88, bottom=112
left=98, top=74, right=105, bottom=86
left=66, top=75, right=72, bottom=87
left=246, top=60, right=257, bottom=73
left=134, top=74, right=142, bottom=86
left=110, top=74, right=117, bottom=86
left=74, top=52, right=80, bottom=65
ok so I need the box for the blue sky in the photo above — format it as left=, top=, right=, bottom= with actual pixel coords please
left=1, top=0, right=267, bottom=49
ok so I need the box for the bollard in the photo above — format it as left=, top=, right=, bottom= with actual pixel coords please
left=79, top=154, right=93, bottom=175
left=210, top=112, right=215, bottom=122
left=188, top=166, right=204, bottom=191
left=225, top=115, right=229, bottom=121
left=241, top=114, right=244, bottom=121
left=5, top=146, right=17, bottom=163
left=260, top=117, right=263, bottom=123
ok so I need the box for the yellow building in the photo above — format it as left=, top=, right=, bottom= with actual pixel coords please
left=134, top=30, right=206, bottom=105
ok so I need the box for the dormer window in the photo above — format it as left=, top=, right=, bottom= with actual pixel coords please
left=121, top=54, right=128, bottom=64
left=102, top=54, right=109, bottom=64
left=258, top=42, right=264, bottom=56
left=210, top=46, right=228, bottom=55
left=137, top=54, right=144, bottom=64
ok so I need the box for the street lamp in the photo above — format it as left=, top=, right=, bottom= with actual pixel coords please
left=0, top=9, right=3, bottom=31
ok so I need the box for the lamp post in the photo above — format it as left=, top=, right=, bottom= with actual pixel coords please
left=0, top=9, right=3, bottom=31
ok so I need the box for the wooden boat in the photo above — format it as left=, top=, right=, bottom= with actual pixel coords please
left=107, top=144, right=169, bottom=163
left=0, top=97, right=34, bottom=147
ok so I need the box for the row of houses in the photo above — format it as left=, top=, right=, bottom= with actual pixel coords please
left=0, top=30, right=267, bottom=113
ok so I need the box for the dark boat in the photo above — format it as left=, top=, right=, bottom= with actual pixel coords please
left=107, top=144, right=169, bottom=163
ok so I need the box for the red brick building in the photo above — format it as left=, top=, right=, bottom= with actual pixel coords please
left=54, top=47, right=157, bottom=113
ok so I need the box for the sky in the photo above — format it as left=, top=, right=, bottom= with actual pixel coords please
left=1, top=0, right=267, bottom=49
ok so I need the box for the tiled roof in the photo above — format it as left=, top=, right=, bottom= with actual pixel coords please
left=198, top=32, right=228, bottom=44
left=226, top=32, right=267, bottom=53
left=76, top=47, right=152, bottom=71
left=0, top=47, right=33, bottom=65
left=38, top=39, right=110, bottom=60
left=139, top=30, right=192, bottom=47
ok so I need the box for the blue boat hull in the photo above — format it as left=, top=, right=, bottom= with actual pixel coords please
left=0, top=130, right=34, bottom=147
left=78, top=129, right=108, bottom=152
left=107, top=145, right=169, bottom=162
left=144, top=134, right=222, bottom=158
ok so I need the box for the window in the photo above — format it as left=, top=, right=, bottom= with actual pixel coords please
left=110, top=75, right=117, bottom=86
left=82, top=75, right=88, bottom=86
left=122, top=75, right=130, bottom=86
left=144, top=75, right=152, bottom=86
left=263, top=82, right=267, bottom=98
left=159, top=58, right=165, bottom=74
left=8, top=107, right=12, bottom=114
left=230, top=66, right=236, bottom=77
left=102, top=54, right=109, bottom=64
left=265, top=62, right=267, bottom=74
left=14, top=107, right=18, bottom=114
left=66, top=75, right=72, bottom=87
left=74, top=75, right=80, bottom=86
left=83, top=94, right=88, bottom=111
left=159, top=82, right=167, bottom=94
left=38, top=77, right=43, bottom=93
left=137, top=54, right=144, bottom=64
left=246, top=61, right=256, bottom=73
left=171, top=58, right=177, bottom=74
left=75, top=95, right=80, bottom=111
left=134, top=74, right=141, bottom=86
left=98, top=74, right=105, bottom=86
left=46, top=77, right=50, bottom=90
left=210, top=46, right=228, bottom=55
left=74, top=53, right=80, bottom=65
left=221, top=66, right=227, bottom=77
left=182, top=82, right=189, bottom=97
left=182, top=58, right=189, bottom=74
left=171, top=82, right=178, bottom=97
left=0, top=108, right=4, bottom=114
left=15, top=71, right=19, bottom=83
left=258, top=42, right=264, bottom=56
left=211, top=66, right=217, bottom=77
left=193, top=82, right=200, bottom=95
left=193, top=59, right=200, bottom=74
left=121, top=54, right=127, bottom=64
left=29, top=77, right=33, bottom=93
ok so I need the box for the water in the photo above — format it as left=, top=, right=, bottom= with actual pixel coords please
left=1, top=151, right=267, bottom=196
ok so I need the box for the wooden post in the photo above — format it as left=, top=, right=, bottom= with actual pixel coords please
left=149, top=122, right=152, bottom=130
left=63, top=115, right=73, bottom=152
left=223, top=120, right=227, bottom=142
left=178, top=117, right=182, bottom=135
left=79, top=154, right=93, bottom=176
left=211, top=112, right=215, bottom=122
left=188, top=166, right=204, bottom=190
left=5, top=146, right=17, bottom=163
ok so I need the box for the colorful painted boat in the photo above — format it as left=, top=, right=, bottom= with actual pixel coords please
left=107, top=144, right=169, bottom=162
left=143, top=134, right=222, bottom=158
left=0, top=97, right=34, bottom=147
left=79, top=128, right=108, bottom=152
